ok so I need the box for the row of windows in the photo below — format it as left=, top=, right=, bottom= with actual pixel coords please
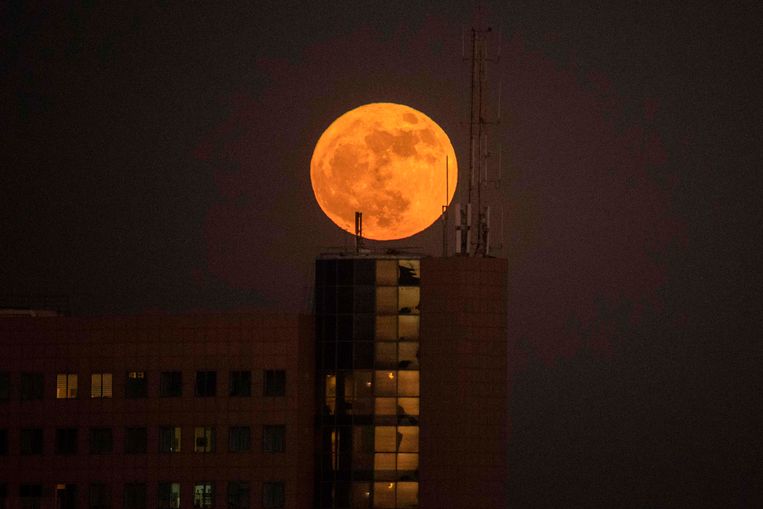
left=0, top=481, right=284, bottom=509
left=0, top=425, right=285, bottom=455
left=0, top=370, right=285, bottom=401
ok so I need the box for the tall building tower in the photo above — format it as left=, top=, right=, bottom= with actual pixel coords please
left=314, top=254, right=507, bottom=509
left=315, top=254, right=422, bottom=508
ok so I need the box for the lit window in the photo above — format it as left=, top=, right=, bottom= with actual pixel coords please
left=125, top=372, right=147, bottom=398
left=159, top=371, right=182, bottom=397
left=56, top=373, right=78, bottom=399
left=226, top=482, right=249, bottom=509
left=157, top=483, right=180, bottom=509
left=194, top=427, right=215, bottom=453
left=229, top=371, right=251, bottom=397
left=195, top=371, right=216, bottom=397
left=398, top=286, right=420, bottom=314
left=21, top=373, right=44, bottom=400
left=159, top=427, right=181, bottom=453
left=228, top=426, right=250, bottom=452
left=193, top=483, right=214, bottom=509
left=262, top=482, right=284, bottom=509
left=263, top=425, right=285, bottom=453
left=264, top=370, right=285, bottom=397
left=90, top=373, right=112, bottom=398
left=89, top=427, right=113, bottom=454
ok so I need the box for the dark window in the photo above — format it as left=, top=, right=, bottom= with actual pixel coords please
left=195, top=371, right=217, bottom=397
left=0, top=483, right=6, bottom=509
left=262, top=482, right=284, bottom=509
left=228, top=426, right=251, bottom=452
left=89, top=484, right=111, bottom=509
left=55, top=484, right=77, bottom=509
left=20, top=428, right=43, bottom=455
left=263, top=425, right=285, bottom=453
left=125, top=427, right=147, bottom=454
left=20, top=484, right=43, bottom=509
left=229, top=371, right=251, bottom=397
left=90, top=428, right=113, bottom=454
left=264, top=370, right=285, bottom=397
left=159, top=427, right=181, bottom=453
left=123, top=484, right=146, bottom=509
left=193, top=483, right=213, bottom=509
left=21, top=373, right=44, bottom=400
left=227, top=482, right=249, bottom=509
left=0, top=429, right=7, bottom=455
left=56, top=428, right=78, bottom=455
left=159, top=371, right=182, bottom=397
left=157, top=483, right=180, bottom=509
left=0, top=372, right=10, bottom=400
left=125, top=372, right=147, bottom=398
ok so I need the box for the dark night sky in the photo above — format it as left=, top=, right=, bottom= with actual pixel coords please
left=1, top=2, right=760, bottom=505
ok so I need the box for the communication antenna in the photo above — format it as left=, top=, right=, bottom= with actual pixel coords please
left=442, top=156, right=449, bottom=257
left=354, top=211, right=363, bottom=254
left=455, top=7, right=502, bottom=257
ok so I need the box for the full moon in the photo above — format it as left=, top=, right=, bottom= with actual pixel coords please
left=310, top=103, right=458, bottom=240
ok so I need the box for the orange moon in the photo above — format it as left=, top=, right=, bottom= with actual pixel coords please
left=310, top=103, right=458, bottom=240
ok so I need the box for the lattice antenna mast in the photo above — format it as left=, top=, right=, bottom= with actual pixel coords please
left=456, top=9, right=501, bottom=256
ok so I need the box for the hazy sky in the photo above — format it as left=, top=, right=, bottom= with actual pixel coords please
left=1, top=2, right=758, bottom=504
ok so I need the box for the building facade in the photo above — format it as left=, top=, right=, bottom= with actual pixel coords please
left=0, top=312, right=314, bottom=509
left=314, top=255, right=507, bottom=509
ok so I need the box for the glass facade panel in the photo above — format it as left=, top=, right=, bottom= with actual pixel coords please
left=396, top=483, right=418, bottom=509
left=397, top=427, right=418, bottom=452
left=397, top=260, right=420, bottom=285
left=373, top=483, right=396, bottom=509
left=375, top=260, right=397, bottom=286
left=397, top=398, right=419, bottom=417
left=375, top=287, right=397, bottom=314
left=350, top=482, right=371, bottom=509
left=398, top=343, right=418, bottom=369
left=397, top=453, right=418, bottom=471
left=375, top=343, right=397, bottom=369
left=374, top=372, right=397, bottom=396
left=374, top=398, right=396, bottom=416
left=374, top=453, right=396, bottom=471
left=397, top=372, right=419, bottom=397
left=375, top=316, right=398, bottom=341
left=397, top=287, right=419, bottom=315
left=397, top=316, right=419, bottom=341
left=374, top=427, right=398, bottom=452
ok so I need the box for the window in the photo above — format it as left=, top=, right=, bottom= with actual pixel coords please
left=228, top=426, right=250, bottom=452
left=89, top=484, right=111, bottom=509
left=158, top=483, right=180, bottom=509
left=263, top=426, right=285, bottom=453
left=55, top=484, right=77, bottom=509
left=123, top=484, right=146, bottom=509
left=56, top=373, right=78, bottom=399
left=21, top=373, right=44, bottom=400
left=195, top=371, right=217, bottom=397
left=193, top=483, right=213, bottom=509
left=0, top=429, right=7, bottom=455
left=55, top=428, right=78, bottom=455
left=159, top=427, right=181, bottom=453
left=91, top=373, right=113, bottom=398
left=227, top=482, right=249, bottom=509
left=194, top=427, right=215, bottom=452
left=229, top=371, right=251, bottom=397
left=0, top=483, right=6, bottom=509
left=262, top=482, right=284, bottom=509
left=160, top=371, right=182, bottom=397
left=20, top=484, right=43, bottom=509
left=0, top=372, right=9, bottom=400
left=125, top=427, right=147, bottom=454
left=90, top=428, right=113, bottom=454
left=125, top=372, right=147, bottom=398
left=20, top=428, right=43, bottom=455
left=264, top=370, right=285, bottom=397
